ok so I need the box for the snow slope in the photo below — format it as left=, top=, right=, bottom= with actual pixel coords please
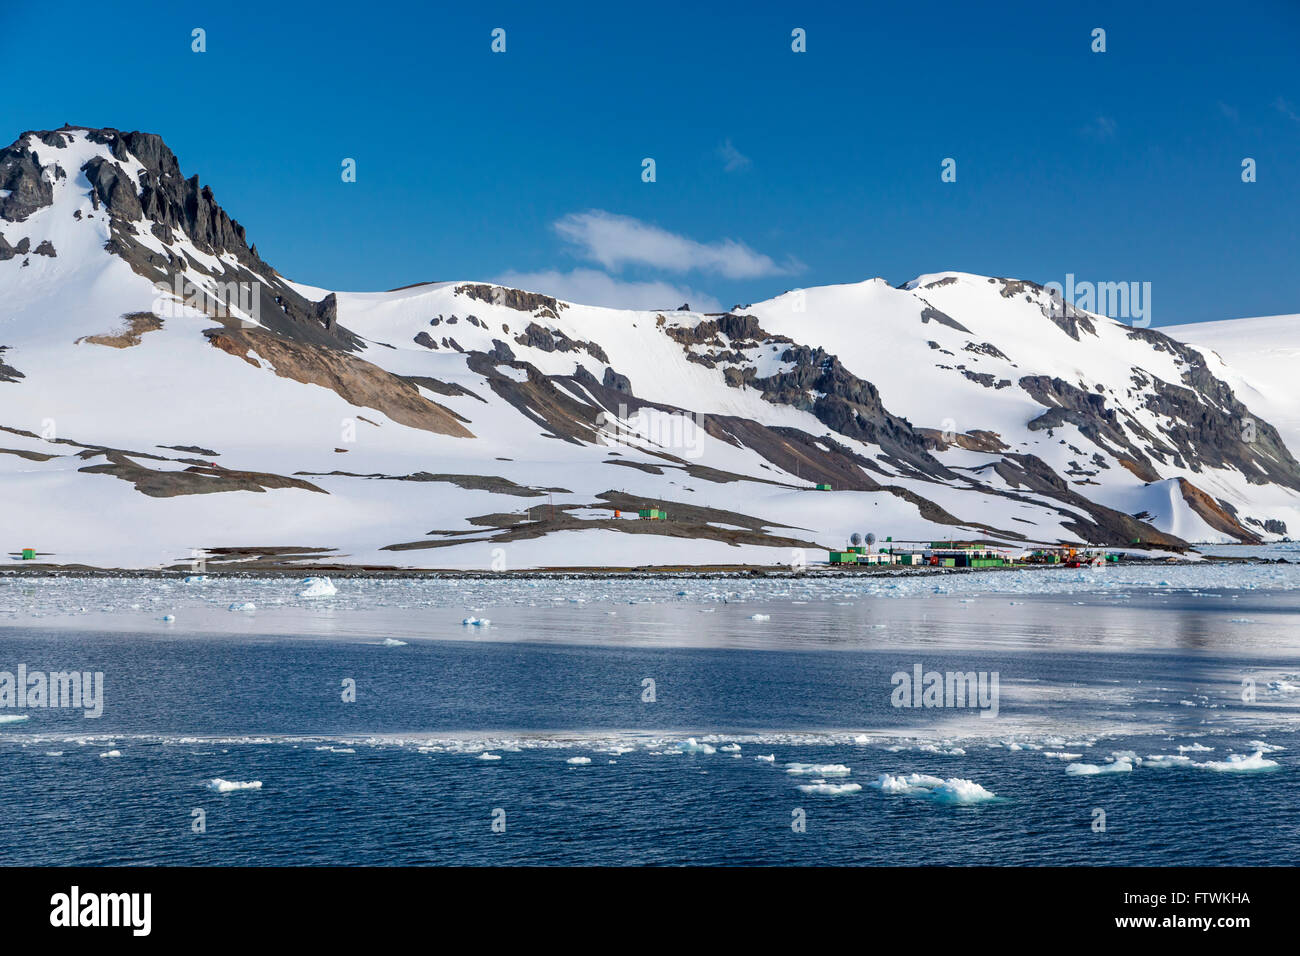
left=1164, top=315, right=1300, bottom=456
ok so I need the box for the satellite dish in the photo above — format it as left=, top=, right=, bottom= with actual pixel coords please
left=850, top=533, right=863, bottom=546
left=865, top=533, right=876, bottom=546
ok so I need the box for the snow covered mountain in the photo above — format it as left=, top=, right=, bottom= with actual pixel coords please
left=2, top=126, right=1298, bottom=570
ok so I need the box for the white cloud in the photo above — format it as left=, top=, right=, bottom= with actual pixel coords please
left=494, top=267, right=723, bottom=313
left=717, top=138, right=752, bottom=172
left=553, top=210, right=797, bottom=279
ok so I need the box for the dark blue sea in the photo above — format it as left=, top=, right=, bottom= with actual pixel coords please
left=0, top=572, right=1297, bottom=865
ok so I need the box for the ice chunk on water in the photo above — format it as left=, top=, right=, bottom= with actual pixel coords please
left=208, top=778, right=262, bottom=792
left=679, top=738, right=716, bottom=755
left=798, top=781, right=862, bottom=795
left=872, top=772, right=995, bottom=803
left=298, top=576, right=337, bottom=598
left=566, top=756, right=592, bottom=765
left=786, top=762, right=851, bottom=776
left=1195, top=750, right=1279, bottom=772
left=1065, top=758, right=1133, bottom=775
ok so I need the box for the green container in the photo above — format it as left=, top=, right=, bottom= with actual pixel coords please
left=21, top=549, right=36, bottom=560
left=815, top=483, right=832, bottom=491
left=828, top=551, right=858, bottom=564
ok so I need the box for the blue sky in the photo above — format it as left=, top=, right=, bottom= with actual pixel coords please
left=3, top=0, right=1298, bottom=324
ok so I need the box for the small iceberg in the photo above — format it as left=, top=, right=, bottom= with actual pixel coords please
left=798, top=781, right=863, bottom=796
left=566, top=756, right=591, bottom=765
left=678, top=738, right=716, bottom=755
left=461, top=617, right=491, bottom=627
left=228, top=602, right=256, bottom=612
left=298, top=576, right=337, bottom=598
left=1196, top=751, right=1279, bottom=773
left=380, top=638, right=408, bottom=647
left=872, top=773, right=996, bottom=804
left=477, top=752, right=502, bottom=761
left=99, top=750, right=122, bottom=758
left=785, top=763, right=851, bottom=776
left=208, top=778, right=262, bottom=792
left=754, top=754, right=776, bottom=763
left=749, top=613, right=771, bottom=621
left=1065, top=758, right=1134, bottom=775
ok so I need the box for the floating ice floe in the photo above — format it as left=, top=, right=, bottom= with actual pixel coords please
left=785, top=763, right=851, bottom=776
left=678, top=738, right=716, bottom=755
left=99, top=750, right=122, bottom=758
left=1143, top=754, right=1194, bottom=768
left=749, top=613, right=771, bottom=621
left=183, top=575, right=206, bottom=584
left=1196, top=751, right=1279, bottom=773
left=161, top=614, right=175, bottom=622
left=208, top=778, right=262, bottom=792
left=461, top=617, right=491, bottom=627
left=798, top=781, right=863, bottom=795
left=298, top=576, right=337, bottom=598
left=754, top=754, right=776, bottom=762
left=566, top=756, right=592, bottom=765
left=719, top=743, right=741, bottom=752
left=1065, top=758, right=1134, bottom=775
left=477, top=752, right=502, bottom=761
left=1248, top=740, right=1285, bottom=753
left=0, top=715, right=30, bottom=724
left=228, top=602, right=255, bottom=612
left=871, top=773, right=996, bottom=804
left=380, top=638, right=408, bottom=647
left=1043, top=752, right=1084, bottom=760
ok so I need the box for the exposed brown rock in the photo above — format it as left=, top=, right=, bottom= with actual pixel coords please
left=75, top=312, right=163, bottom=349
left=205, top=325, right=474, bottom=438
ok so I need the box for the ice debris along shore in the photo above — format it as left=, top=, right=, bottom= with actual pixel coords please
left=5, top=559, right=1300, bottom=628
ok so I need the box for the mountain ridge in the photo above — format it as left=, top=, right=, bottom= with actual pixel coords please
left=2, top=125, right=1297, bottom=569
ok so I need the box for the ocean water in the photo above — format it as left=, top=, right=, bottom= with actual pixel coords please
left=0, top=571, right=1297, bottom=865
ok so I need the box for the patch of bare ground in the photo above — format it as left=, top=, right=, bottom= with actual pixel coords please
left=78, top=451, right=327, bottom=497
left=1178, top=477, right=1262, bottom=544
left=381, top=492, right=827, bottom=553
left=203, top=324, right=474, bottom=438
left=295, top=470, right=571, bottom=497
left=75, top=312, right=163, bottom=348
left=0, top=446, right=57, bottom=461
